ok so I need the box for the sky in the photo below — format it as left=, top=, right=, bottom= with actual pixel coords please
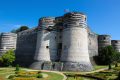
left=0, top=0, right=120, bottom=39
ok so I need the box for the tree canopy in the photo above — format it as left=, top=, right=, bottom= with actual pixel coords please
left=0, top=49, right=15, bottom=66
left=99, top=46, right=117, bottom=65
left=11, top=26, right=29, bottom=33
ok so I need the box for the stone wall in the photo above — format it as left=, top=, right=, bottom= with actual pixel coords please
left=88, top=32, right=98, bottom=64
left=15, top=28, right=37, bottom=67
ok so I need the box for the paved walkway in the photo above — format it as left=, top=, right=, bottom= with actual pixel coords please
left=41, top=70, right=67, bottom=80
left=82, top=67, right=108, bottom=74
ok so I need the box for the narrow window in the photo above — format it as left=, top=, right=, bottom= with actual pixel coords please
left=115, top=41, right=118, bottom=43
left=103, top=37, right=106, bottom=40
left=46, top=46, right=49, bottom=49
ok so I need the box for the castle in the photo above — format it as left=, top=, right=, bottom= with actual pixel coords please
left=0, top=12, right=120, bottom=71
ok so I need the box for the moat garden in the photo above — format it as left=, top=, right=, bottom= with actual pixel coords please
left=0, top=64, right=120, bottom=80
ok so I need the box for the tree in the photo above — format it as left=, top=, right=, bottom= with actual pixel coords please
left=11, top=26, right=29, bottom=33
left=0, top=49, right=15, bottom=66
left=99, top=46, right=116, bottom=69
left=18, top=26, right=29, bottom=32
left=113, top=51, right=120, bottom=67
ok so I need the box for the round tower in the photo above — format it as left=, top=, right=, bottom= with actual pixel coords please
left=38, top=17, right=55, bottom=30
left=111, top=40, right=120, bottom=52
left=60, top=12, right=93, bottom=71
left=35, top=17, right=58, bottom=61
left=30, top=17, right=58, bottom=69
left=98, top=35, right=111, bottom=49
left=0, top=33, right=17, bottom=56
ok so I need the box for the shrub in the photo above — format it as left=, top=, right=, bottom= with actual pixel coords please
left=15, top=71, right=19, bottom=74
left=36, top=73, right=43, bottom=78
left=15, top=64, right=20, bottom=71
left=8, top=75, right=15, bottom=79
left=108, top=64, right=112, bottom=70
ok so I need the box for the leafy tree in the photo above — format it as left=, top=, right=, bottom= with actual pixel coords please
left=11, top=26, right=29, bottom=33
left=113, top=51, right=120, bottom=67
left=18, top=26, right=29, bottom=32
left=99, top=46, right=116, bottom=69
left=0, top=49, right=15, bottom=66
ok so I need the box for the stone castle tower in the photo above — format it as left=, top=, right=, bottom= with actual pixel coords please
left=1, top=11, right=120, bottom=71
left=0, top=33, right=17, bottom=56
left=60, top=12, right=92, bottom=71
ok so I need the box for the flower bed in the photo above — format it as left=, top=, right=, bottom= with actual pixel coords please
left=8, top=71, right=43, bottom=80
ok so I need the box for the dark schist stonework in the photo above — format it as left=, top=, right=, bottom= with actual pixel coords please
left=62, top=62, right=93, bottom=71
left=30, top=61, right=63, bottom=71
left=42, top=62, right=52, bottom=70
left=52, top=62, right=63, bottom=71
left=15, top=28, right=38, bottom=66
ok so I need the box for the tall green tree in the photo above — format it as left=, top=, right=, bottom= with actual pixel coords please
left=113, top=51, right=120, bottom=67
left=99, top=46, right=116, bottom=69
left=0, top=49, right=15, bottom=66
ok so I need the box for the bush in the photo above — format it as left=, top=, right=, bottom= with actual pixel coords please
left=36, top=73, right=43, bottom=78
left=108, top=64, right=112, bottom=70
left=8, top=75, right=15, bottom=79
left=15, top=64, right=20, bottom=71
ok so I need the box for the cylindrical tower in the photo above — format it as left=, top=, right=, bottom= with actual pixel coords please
left=38, top=17, right=55, bottom=30
left=98, top=35, right=111, bottom=49
left=34, top=17, right=57, bottom=61
left=60, top=12, right=93, bottom=71
left=0, top=33, right=17, bottom=56
left=30, top=17, right=58, bottom=69
left=111, top=40, right=120, bottom=52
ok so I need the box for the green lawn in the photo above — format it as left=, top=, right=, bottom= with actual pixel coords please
left=93, top=65, right=108, bottom=70
left=42, top=72, right=64, bottom=80
left=64, top=65, right=120, bottom=80
left=0, top=65, right=120, bottom=80
left=0, top=67, right=64, bottom=80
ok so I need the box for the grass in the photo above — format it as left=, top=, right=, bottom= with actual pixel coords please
left=93, top=65, right=108, bottom=70
left=42, top=72, right=64, bottom=80
left=63, top=65, right=120, bottom=80
left=0, top=65, right=120, bottom=80
left=0, top=67, right=64, bottom=80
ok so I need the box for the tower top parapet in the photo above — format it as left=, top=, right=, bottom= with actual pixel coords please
left=111, top=40, right=120, bottom=44
left=38, top=17, right=55, bottom=30
left=63, top=12, right=87, bottom=29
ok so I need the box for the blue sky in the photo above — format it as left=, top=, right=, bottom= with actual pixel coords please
left=0, top=0, right=120, bottom=39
